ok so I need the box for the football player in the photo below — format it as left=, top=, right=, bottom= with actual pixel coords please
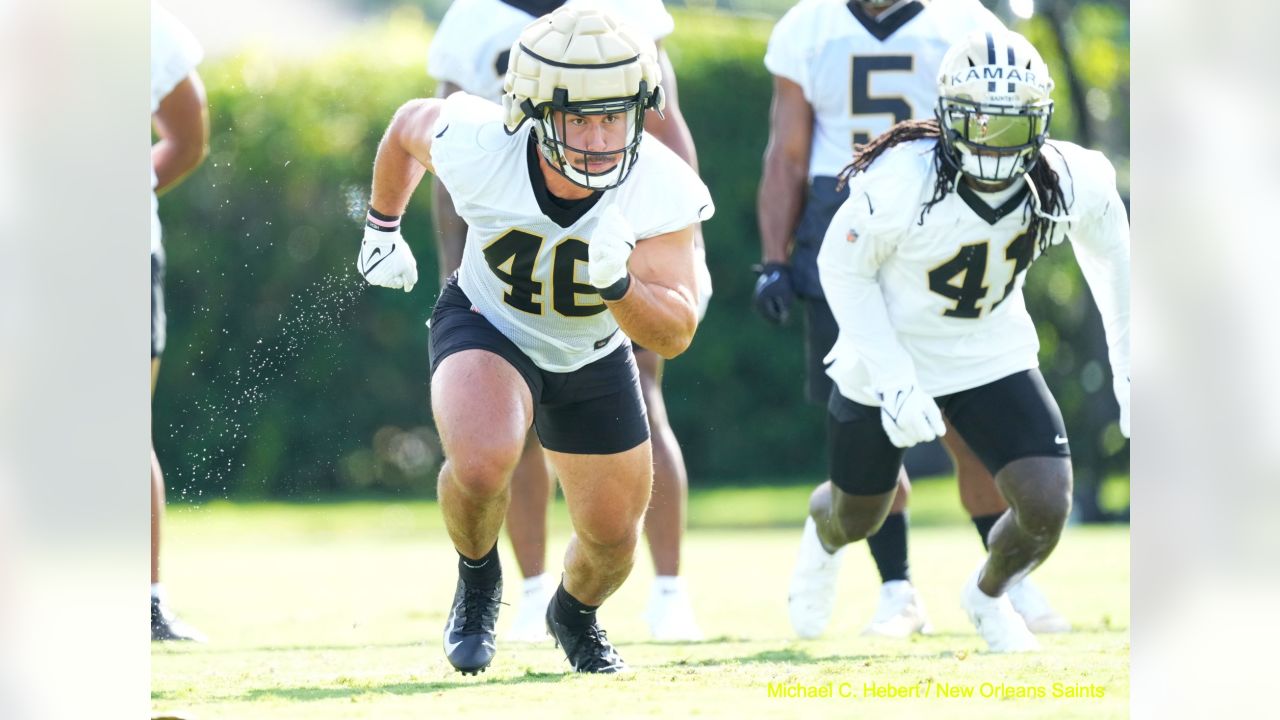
left=359, top=6, right=714, bottom=673
left=801, top=28, right=1129, bottom=652
left=150, top=1, right=209, bottom=643
left=427, top=0, right=707, bottom=643
left=758, top=0, right=1068, bottom=638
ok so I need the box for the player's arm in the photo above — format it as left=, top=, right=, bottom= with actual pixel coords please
left=593, top=221, right=699, bottom=360
left=818, top=200, right=945, bottom=447
left=358, top=98, right=445, bottom=293
left=757, top=76, right=812, bottom=265
left=1071, top=180, right=1131, bottom=435
left=152, top=72, right=209, bottom=195
left=369, top=98, right=444, bottom=215
left=752, top=76, right=813, bottom=324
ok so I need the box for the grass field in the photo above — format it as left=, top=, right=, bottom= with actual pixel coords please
left=151, top=480, right=1129, bottom=719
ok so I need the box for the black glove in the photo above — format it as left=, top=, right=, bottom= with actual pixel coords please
left=752, top=261, right=795, bottom=325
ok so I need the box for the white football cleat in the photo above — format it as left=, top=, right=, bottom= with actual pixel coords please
left=788, top=516, right=847, bottom=639
left=504, top=573, right=555, bottom=643
left=961, top=566, right=1040, bottom=653
left=1007, top=577, right=1071, bottom=633
left=861, top=580, right=934, bottom=638
left=645, top=576, right=704, bottom=642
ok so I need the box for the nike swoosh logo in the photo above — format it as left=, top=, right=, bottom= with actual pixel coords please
left=435, top=123, right=450, bottom=138
left=1054, top=435, right=1068, bottom=444
left=364, top=244, right=395, bottom=275
left=444, top=604, right=461, bottom=653
left=461, top=559, right=489, bottom=569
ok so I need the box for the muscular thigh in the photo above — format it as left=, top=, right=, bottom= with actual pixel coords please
left=547, top=442, right=653, bottom=543
left=938, top=369, right=1070, bottom=477
left=432, top=349, right=534, bottom=460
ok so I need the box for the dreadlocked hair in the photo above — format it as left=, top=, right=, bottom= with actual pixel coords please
left=834, top=119, right=1073, bottom=254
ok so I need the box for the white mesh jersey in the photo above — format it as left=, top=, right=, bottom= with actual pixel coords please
left=151, top=2, right=203, bottom=254
left=818, top=138, right=1131, bottom=404
left=764, top=0, right=1004, bottom=179
left=430, top=93, right=715, bottom=373
left=428, top=0, right=675, bottom=101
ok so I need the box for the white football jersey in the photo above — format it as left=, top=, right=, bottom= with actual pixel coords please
left=819, top=138, right=1130, bottom=403
left=151, top=1, right=203, bottom=253
left=764, top=0, right=1004, bottom=179
left=428, top=0, right=675, bottom=101
left=430, top=93, right=714, bottom=373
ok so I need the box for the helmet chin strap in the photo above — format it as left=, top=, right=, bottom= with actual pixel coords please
left=1020, top=169, right=1077, bottom=223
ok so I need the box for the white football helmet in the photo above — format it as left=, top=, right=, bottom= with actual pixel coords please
left=935, top=29, right=1055, bottom=184
left=502, top=5, right=664, bottom=190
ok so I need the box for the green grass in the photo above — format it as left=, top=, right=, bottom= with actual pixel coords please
left=153, top=484, right=1129, bottom=719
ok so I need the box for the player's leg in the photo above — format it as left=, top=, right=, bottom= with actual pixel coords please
left=150, top=252, right=204, bottom=643
left=788, top=391, right=906, bottom=639
left=804, top=297, right=929, bottom=637
left=430, top=140, right=558, bottom=641
left=500, top=430, right=558, bottom=642
left=428, top=279, right=541, bottom=674
left=537, top=344, right=650, bottom=673
left=633, top=347, right=702, bottom=641
left=432, top=348, right=533, bottom=674
left=946, top=421, right=1070, bottom=633
left=945, top=369, right=1073, bottom=652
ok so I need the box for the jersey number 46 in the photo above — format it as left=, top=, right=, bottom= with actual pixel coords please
left=483, top=229, right=606, bottom=317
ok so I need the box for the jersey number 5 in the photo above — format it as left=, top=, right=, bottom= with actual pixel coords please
left=483, top=229, right=607, bottom=318
left=851, top=55, right=914, bottom=148
left=927, top=231, right=1035, bottom=318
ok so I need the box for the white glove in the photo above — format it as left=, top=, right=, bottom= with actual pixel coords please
left=1113, top=374, right=1130, bottom=438
left=588, top=205, right=636, bottom=292
left=357, top=225, right=418, bottom=293
left=878, top=384, right=947, bottom=449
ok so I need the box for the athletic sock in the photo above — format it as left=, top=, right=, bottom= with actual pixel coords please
left=553, top=582, right=599, bottom=629
left=653, top=575, right=682, bottom=593
left=971, top=512, right=1002, bottom=550
left=458, top=544, right=501, bottom=587
left=522, top=573, right=549, bottom=594
left=866, top=511, right=910, bottom=583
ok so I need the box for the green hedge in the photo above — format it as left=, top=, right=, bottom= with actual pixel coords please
left=155, top=10, right=1128, bottom=508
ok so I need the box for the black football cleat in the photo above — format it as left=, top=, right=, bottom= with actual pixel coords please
left=546, top=602, right=628, bottom=673
left=443, top=575, right=502, bottom=675
left=151, top=597, right=207, bottom=643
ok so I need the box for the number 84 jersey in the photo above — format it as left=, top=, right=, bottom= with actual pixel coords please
left=430, top=93, right=715, bottom=373
left=818, top=138, right=1129, bottom=404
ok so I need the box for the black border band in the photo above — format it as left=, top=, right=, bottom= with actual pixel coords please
left=597, top=273, right=631, bottom=301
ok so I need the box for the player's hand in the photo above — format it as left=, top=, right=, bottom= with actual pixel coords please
left=1113, top=374, right=1130, bottom=438
left=753, top=262, right=795, bottom=325
left=357, top=226, right=418, bottom=293
left=589, top=205, right=636, bottom=293
left=878, top=384, right=947, bottom=448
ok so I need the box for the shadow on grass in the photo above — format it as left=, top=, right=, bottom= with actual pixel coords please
left=235, top=670, right=573, bottom=702
left=154, top=641, right=429, bottom=656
